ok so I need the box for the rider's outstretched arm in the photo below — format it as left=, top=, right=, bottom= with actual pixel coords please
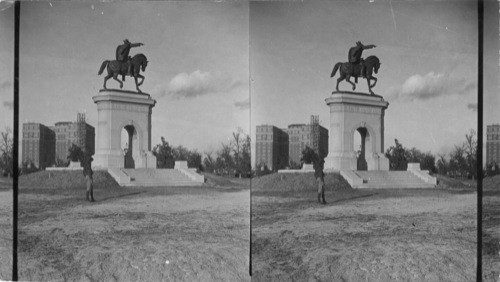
left=363, top=44, right=376, bottom=50
left=130, top=43, right=144, bottom=48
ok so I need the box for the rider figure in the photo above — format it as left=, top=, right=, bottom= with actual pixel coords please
left=116, top=39, right=144, bottom=77
left=348, top=41, right=376, bottom=78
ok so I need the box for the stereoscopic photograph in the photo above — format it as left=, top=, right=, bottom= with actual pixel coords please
left=250, top=1, right=478, bottom=280
left=15, top=2, right=250, bottom=281
left=0, top=0, right=499, bottom=281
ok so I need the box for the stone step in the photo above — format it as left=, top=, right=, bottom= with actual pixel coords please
left=117, top=168, right=204, bottom=187
left=350, top=170, right=436, bottom=189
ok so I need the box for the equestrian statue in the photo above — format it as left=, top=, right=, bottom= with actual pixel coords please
left=330, top=41, right=381, bottom=95
left=98, top=39, right=149, bottom=93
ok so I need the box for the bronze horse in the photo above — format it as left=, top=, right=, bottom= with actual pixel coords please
left=330, top=55, right=381, bottom=95
left=98, top=53, right=148, bottom=93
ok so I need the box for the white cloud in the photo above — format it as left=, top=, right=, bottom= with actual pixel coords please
left=155, top=70, right=241, bottom=99
left=390, top=72, right=476, bottom=101
left=234, top=97, right=249, bottom=110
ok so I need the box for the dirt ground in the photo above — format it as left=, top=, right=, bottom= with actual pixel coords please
left=483, top=176, right=500, bottom=282
left=252, top=187, right=476, bottom=281
left=0, top=177, right=13, bottom=281
left=18, top=178, right=250, bottom=281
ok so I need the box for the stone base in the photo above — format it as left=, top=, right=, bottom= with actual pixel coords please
left=93, top=150, right=156, bottom=169
left=324, top=152, right=357, bottom=171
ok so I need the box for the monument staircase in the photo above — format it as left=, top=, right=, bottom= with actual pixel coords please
left=353, top=171, right=436, bottom=189
left=107, top=162, right=205, bottom=187
left=340, top=164, right=437, bottom=189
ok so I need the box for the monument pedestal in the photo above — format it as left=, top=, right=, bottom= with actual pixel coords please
left=92, top=90, right=157, bottom=169
left=324, top=91, right=389, bottom=171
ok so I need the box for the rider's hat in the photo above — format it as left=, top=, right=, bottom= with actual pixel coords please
left=123, top=39, right=130, bottom=44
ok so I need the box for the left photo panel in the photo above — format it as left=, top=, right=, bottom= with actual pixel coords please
left=0, top=2, right=14, bottom=280
left=18, top=2, right=250, bottom=281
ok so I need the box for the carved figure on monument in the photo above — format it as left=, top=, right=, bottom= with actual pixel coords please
left=98, top=39, right=148, bottom=93
left=330, top=41, right=381, bottom=95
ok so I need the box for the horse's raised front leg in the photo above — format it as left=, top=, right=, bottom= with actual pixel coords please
left=136, top=74, right=145, bottom=86
left=370, top=76, right=377, bottom=88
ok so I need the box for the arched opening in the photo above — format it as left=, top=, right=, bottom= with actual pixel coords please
left=354, top=127, right=371, bottom=171
left=121, top=125, right=137, bottom=168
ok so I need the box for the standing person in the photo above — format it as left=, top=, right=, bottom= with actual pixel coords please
left=81, top=149, right=95, bottom=202
left=314, top=159, right=326, bottom=205
left=116, top=39, right=144, bottom=77
left=348, top=41, right=376, bottom=78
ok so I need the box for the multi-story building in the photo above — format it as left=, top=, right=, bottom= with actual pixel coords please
left=255, top=125, right=289, bottom=171
left=486, top=124, right=500, bottom=165
left=287, top=122, right=328, bottom=166
left=22, top=123, right=55, bottom=169
left=22, top=113, right=95, bottom=168
left=54, top=114, right=95, bottom=162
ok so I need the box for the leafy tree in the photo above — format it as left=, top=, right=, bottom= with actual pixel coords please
left=0, top=128, right=13, bottom=177
left=67, top=144, right=83, bottom=162
left=20, top=160, right=38, bottom=175
left=436, top=154, right=448, bottom=175
left=289, top=160, right=301, bottom=169
left=301, top=146, right=318, bottom=165
left=153, top=137, right=175, bottom=168
left=385, top=139, right=407, bottom=170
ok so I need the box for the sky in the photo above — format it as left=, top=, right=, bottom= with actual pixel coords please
left=250, top=0, right=478, bottom=165
left=15, top=1, right=249, bottom=158
left=0, top=3, right=14, bottom=135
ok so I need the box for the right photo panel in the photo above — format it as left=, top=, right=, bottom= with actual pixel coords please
left=482, top=0, right=500, bottom=280
left=250, top=1, right=478, bottom=281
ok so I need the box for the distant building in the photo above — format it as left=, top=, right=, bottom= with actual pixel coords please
left=255, top=116, right=329, bottom=169
left=54, top=114, right=95, bottom=162
left=486, top=124, right=500, bottom=165
left=255, top=125, right=289, bottom=171
left=22, top=113, right=95, bottom=168
left=287, top=122, right=328, bottom=166
left=22, top=123, right=55, bottom=169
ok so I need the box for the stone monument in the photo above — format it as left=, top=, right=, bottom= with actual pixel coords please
left=324, top=91, right=389, bottom=171
left=92, top=90, right=157, bottom=169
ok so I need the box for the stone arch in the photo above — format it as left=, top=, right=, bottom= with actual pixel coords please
left=349, top=121, right=377, bottom=156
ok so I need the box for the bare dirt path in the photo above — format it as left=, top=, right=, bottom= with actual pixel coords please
left=19, top=184, right=250, bottom=281
left=252, top=188, right=476, bottom=281
left=0, top=177, right=13, bottom=280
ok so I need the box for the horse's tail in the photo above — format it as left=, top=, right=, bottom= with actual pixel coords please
left=98, top=60, right=109, bottom=75
left=331, top=62, right=342, bottom=78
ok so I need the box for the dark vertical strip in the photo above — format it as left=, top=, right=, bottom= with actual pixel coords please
left=477, top=0, right=483, bottom=280
left=13, top=1, right=20, bottom=281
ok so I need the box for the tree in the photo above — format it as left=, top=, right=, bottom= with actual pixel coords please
left=436, top=154, right=448, bottom=175
left=385, top=139, right=407, bottom=170
left=152, top=137, right=175, bottom=168
left=449, top=145, right=467, bottom=178
left=67, top=144, right=84, bottom=162
left=301, top=146, right=318, bottom=165
left=463, top=129, right=477, bottom=179
left=0, top=128, right=13, bottom=177
left=203, top=152, right=215, bottom=173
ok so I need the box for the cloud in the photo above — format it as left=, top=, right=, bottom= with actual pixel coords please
left=156, top=70, right=242, bottom=99
left=234, top=98, right=250, bottom=110
left=3, top=101, right=13, bottom=110
left=467, top=103, right=477, bottom=112
left=390, top=72, right=476, bottom=101
left=0, top=80, right=12, bottom=90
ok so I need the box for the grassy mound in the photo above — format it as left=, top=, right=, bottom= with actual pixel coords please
left=202, top=172, right=250, bottom=188
left=483, top=175, right=500, bottom=191
left=251, top=172, right=351, bottom=192
left=19, top=170, right=120, bottom=189
left=435, top=174, right=476, bottom=190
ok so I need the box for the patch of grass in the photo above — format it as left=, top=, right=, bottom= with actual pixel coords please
left=251, top=172, right=351, bottom=192
left=202, top=172, right=250, bottom=189
left=435, top=174, right=476, bottom=190
left=19, top=170, right=120, bottom=189
left=484, top=175, right=500, bottom=191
